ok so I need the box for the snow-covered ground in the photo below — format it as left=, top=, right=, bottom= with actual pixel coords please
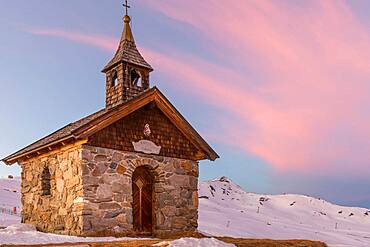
left=199, top=177, right=370, bottom=247
left=159, top=237, right=235, bottom=247
left=0, top=177, right=21, bottom=228
left=0, top=224, right=155, bottom=245
left=1, top=176, right=370, bottom=246
left=154, top=238, right=235, bottom=247
left=0, top=223, right=233, bottom=247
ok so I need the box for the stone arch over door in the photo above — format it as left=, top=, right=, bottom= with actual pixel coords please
left=124, top=158, right=162, bottom=179
left=132, top=165, right=154, bottom=234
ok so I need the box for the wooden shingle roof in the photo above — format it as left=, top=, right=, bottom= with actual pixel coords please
left=102, top=15, right=152, bottom=72
left=2, top=87, right=219, bottom=165
left=102, top=40, right=152, bottom=72
left=2, top=109, right=106, bottom=163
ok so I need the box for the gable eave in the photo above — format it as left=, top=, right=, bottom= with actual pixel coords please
left=1, top=135, right=77, bottom=166
left=153, top=89, right=219, bottom=161
left=101, top=58, right=153, bottom=74
left=1, top=109, right=107, bottom=166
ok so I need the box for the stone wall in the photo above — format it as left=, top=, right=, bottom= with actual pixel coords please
left=81, top=145, right=199, bottom=237
left=20, top=145, right=84, bottom=235
left=19, top=144, right=199, bottom=237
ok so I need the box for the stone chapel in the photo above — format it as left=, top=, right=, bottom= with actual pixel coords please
left=1, top=5, right=218, bottom=238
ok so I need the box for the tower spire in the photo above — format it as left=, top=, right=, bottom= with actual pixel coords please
left=102, top=1, right=152, bottom=73
left=102, top=1, right=153, bottom=108
left=122, top=0, right=134, bottom=42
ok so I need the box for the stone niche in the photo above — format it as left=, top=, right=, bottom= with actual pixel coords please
left=19, top=144, right=199, bottom=237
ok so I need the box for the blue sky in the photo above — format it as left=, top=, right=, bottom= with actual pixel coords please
left=2, top=1, right=370, bottom=208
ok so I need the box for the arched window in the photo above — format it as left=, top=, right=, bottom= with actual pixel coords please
left=41, top=167, right=51, bottom=196
left=111, top=70, right=118, bottom=87
left=130, top=68, right=142, bottom=87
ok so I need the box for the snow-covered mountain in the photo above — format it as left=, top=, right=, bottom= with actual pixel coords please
left=1, top=176, right=370, bottom=246
left=198, top=176, right=370, bottom=247
left=0, top=177, right=21, bottom=227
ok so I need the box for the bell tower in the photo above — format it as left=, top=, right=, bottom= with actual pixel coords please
left=102, top=2, right=153, bottom=109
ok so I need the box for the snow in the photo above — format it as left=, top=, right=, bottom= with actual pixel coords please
left=1, top=176, right=370, bottom=246
left=0, top=177, right=21, bottom=228
left=0, top=177, right=21, bottom=209
left=0, top=223, right=151, bottom=245
left=0, top=223, right=234, bottom=246
left=0, top=214, right=20, bottom=228
left=198, top=176, right=370, bottom=247
left=164, top=237, right=235, bottom=247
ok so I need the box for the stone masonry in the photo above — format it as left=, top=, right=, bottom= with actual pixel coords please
left=19, top=144, right=199, bottom=237
left=20, top=145, right=84, bottom=235
left=81, top=145, right=199, bottom=237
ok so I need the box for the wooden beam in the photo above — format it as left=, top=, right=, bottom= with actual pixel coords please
left=3, top=137, right=87, bottom=165
left=21, top=139, right=88, bottom=164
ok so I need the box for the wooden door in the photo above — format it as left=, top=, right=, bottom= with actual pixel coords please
left=132, top=166, right=153, bottom=234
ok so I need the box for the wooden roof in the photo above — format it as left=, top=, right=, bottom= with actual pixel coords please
left=102, top=15, right=152, bottom=72
left=2, top=87, right=219, bottom=165
left=102, top=40, right=152, bottom=73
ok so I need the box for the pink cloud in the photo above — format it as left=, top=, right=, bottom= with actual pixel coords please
left=25, top=0, right=370, bottom=174
left=142, top=0, right=370, bottom=174
left=26, top=27, right=117, bottom=51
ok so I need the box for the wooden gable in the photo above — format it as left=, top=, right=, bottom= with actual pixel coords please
left=88, top=102, right=203, bottom=160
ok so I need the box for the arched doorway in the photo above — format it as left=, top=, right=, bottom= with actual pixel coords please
left=132, top=166, right=153, bottom=234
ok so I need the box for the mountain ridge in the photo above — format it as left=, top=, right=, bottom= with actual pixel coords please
left=198, top=176, right=370, bottom=247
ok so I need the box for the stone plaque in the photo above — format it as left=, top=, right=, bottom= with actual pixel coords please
left=132, top=140, right=161, bottom=155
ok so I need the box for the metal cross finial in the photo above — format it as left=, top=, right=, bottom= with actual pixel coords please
left=123, top=0, right=130, bottom=16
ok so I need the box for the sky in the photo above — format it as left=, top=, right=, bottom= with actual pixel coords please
left=1, top=0, right=370, bottom=208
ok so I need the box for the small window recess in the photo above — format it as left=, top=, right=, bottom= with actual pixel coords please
left=130, top=68, right=142, bottom=87
left=111, top=70, right=118, bottom=87
left=41, top=166, right=51, bottom=196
